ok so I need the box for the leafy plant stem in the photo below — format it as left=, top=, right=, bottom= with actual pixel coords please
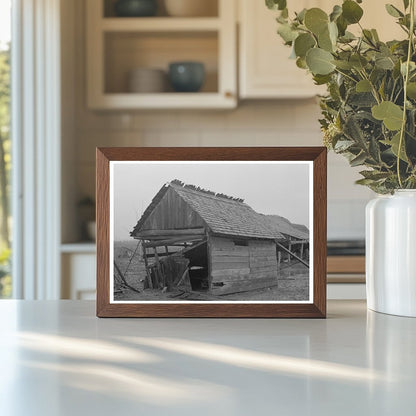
left=398, top=0, right=415, bottom=188
left=390, top=79, right=398, bottom=101
left=359, top=69, right=381, bottom=104
left=334, top=68, right=358, bottom=84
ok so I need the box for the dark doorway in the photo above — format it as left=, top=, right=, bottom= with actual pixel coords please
left=183, top=242, right=208, bottom=291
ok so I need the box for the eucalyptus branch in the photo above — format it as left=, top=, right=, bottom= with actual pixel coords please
left=393, top=85, right=404, bottom=103
left=390, top=79, right=398, bottom=101
left=334, top=68, right=358, bottom=84
left=359, top=69, right=381, bottom=104
left=397, top=0, right=415, bottom=188
left=268, top=0, right=416, bottom=193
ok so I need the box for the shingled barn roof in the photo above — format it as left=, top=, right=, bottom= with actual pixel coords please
left=131, top=181, right=285, bottom=240
left=264, top=214, right=309, bottom=240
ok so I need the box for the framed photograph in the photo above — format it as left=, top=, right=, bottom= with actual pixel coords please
left=96, top=147, right=327, bottom=318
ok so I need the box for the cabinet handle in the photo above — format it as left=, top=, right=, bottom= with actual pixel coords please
left=224, top=91, right=234, bottom=99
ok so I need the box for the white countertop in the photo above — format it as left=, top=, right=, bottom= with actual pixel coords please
left=0, top=300, right=415, bottom=415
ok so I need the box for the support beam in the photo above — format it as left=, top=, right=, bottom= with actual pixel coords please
left=142, top=243, right=152, bottom=289
left=276, top=242, right=309, bottom=268
left=143, top=236, right=205, bottom=248
left=135, top=228, right=206, bottom=238
left=288, top=239, right=309, bottom=245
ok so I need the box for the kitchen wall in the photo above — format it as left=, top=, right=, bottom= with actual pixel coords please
left=62, top=0, right=374, bottom=243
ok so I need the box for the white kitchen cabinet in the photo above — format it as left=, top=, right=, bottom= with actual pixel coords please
left=61, top=245, right=96, bottom=300
left=238, top=0, right=404, bottom=99
left=86, top=0, right=237, bottom=109
left=239, top=0, right=326, bottom=99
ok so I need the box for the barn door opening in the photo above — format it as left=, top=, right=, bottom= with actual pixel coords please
left=183, top=241, right=208, bottom=291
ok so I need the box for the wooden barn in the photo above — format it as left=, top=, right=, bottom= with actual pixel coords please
left=130, top=180, right=308, bottom=296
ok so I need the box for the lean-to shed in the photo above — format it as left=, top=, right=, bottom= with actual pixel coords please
left=131, top=180, right=287, bottom=295
left=264, top=214, right=310, bottom=264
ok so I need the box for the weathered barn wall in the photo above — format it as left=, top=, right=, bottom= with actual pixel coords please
left=210, top=236, right=278, bottom=295
left=140, top=187, right=205, bottom=231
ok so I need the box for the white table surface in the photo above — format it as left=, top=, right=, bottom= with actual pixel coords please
left=0, top=300, right=415, bottom=416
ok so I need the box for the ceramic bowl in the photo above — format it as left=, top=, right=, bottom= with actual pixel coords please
left=164, top=0, right=218, bottom=17
left=86, top=221, right=96, bottom=241
left=128, top=68, right=167, bottom=93
left=114, top=0, right=158, bottom=17
left=168, top=62, right=205, bottom=92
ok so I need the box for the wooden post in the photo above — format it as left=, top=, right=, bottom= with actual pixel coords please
left=154, top=247, right=164, bottom=288
left=277, top=251, right=281, bottom=270
left=300, top=243, right=304, bottom=259
left=142, top=242, right=153, bottom=289
left=288, top=241, right=292, bottom=263
left=275, top=241, right=309, bottom=268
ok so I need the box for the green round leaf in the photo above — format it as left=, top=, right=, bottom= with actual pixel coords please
left=385, top=4, right=403, bottom=18
left=317, top=21, right=338, bottom=52
left=383, top=132, right=409, bottom=162
left=356, top=79, right=372, bottom=92
left=336, top=15, right=348, bottom=36
left=266, top=0, right=287, bottom=11
left=304, top=8, right=329, bottom=35
left=296, top=57, right=308, bottom=69
left=318, top=29, right=333, bottom=52
left=350, top=54, right=368, bottom=70
left=296, top=8, right=307, bottom=23
left=407, top=82, right=416, bottom=99
left=333, top=60, right=352, bottom=70
left=342, top=0, right=364, bottom=24
left=313, top=74, right=332, bottom=85
left=330, top=5, right=342, bottom=22
left=371, top=101, right=404, bottom=131
left=306, top=48, right=336, bottom=75
left=277, top=23, right=298, bottom=43
left=294, top=33, right=316, bottom=58
left=375, top=55, right=395, bottom=70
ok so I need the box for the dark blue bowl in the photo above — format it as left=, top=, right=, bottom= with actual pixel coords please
left=168, top=62, right=205, bottom=93
left=114, top=0, right=157, bottom=17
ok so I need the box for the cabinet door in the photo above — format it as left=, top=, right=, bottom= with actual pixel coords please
left=62, top=253, right=96, bottom=300
left=239, top=0, right=326, bottom=99
left=238, top=0, right=403, bottom=99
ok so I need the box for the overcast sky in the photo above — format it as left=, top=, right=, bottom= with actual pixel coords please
left=112, top=162, right=311, bottom=241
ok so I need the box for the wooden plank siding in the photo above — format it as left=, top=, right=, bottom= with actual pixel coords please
left=210, top=236, right=278, bottom=295
left=140, top=187, right=206, bottom=231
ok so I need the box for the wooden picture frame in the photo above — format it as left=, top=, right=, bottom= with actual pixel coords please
left=96, top=147, right=327, bottom=318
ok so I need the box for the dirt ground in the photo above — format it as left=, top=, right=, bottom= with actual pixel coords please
left=113, top=240, right=309, bottom=302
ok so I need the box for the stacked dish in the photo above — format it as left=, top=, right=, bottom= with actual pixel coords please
left=128, top=68, right=167, bottom=93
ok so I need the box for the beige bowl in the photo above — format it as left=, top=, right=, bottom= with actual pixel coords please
left=128, top=68, right=167, bottom=93
left=164, top=0, right=218, bottom=17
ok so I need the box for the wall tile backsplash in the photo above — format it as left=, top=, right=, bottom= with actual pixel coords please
left=73, top=100, right=373, bottom=241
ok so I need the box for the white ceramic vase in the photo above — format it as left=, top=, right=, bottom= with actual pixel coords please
left=366, top=190, right=416, bottom=317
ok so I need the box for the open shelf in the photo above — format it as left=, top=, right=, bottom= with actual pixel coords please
left=103, top=0, right=219, bottom=18
left=91, top=92, right=235, bottom=109
left=104, top=31, right=218, bottom=94
left=87, top=0, right=236, bottom=109
left=102, top=17, right=221, bottom=32
left=61, top=242, right=96, bottom=254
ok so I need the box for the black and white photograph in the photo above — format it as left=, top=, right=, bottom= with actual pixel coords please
left=110, top=161, right=313, bottom=303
